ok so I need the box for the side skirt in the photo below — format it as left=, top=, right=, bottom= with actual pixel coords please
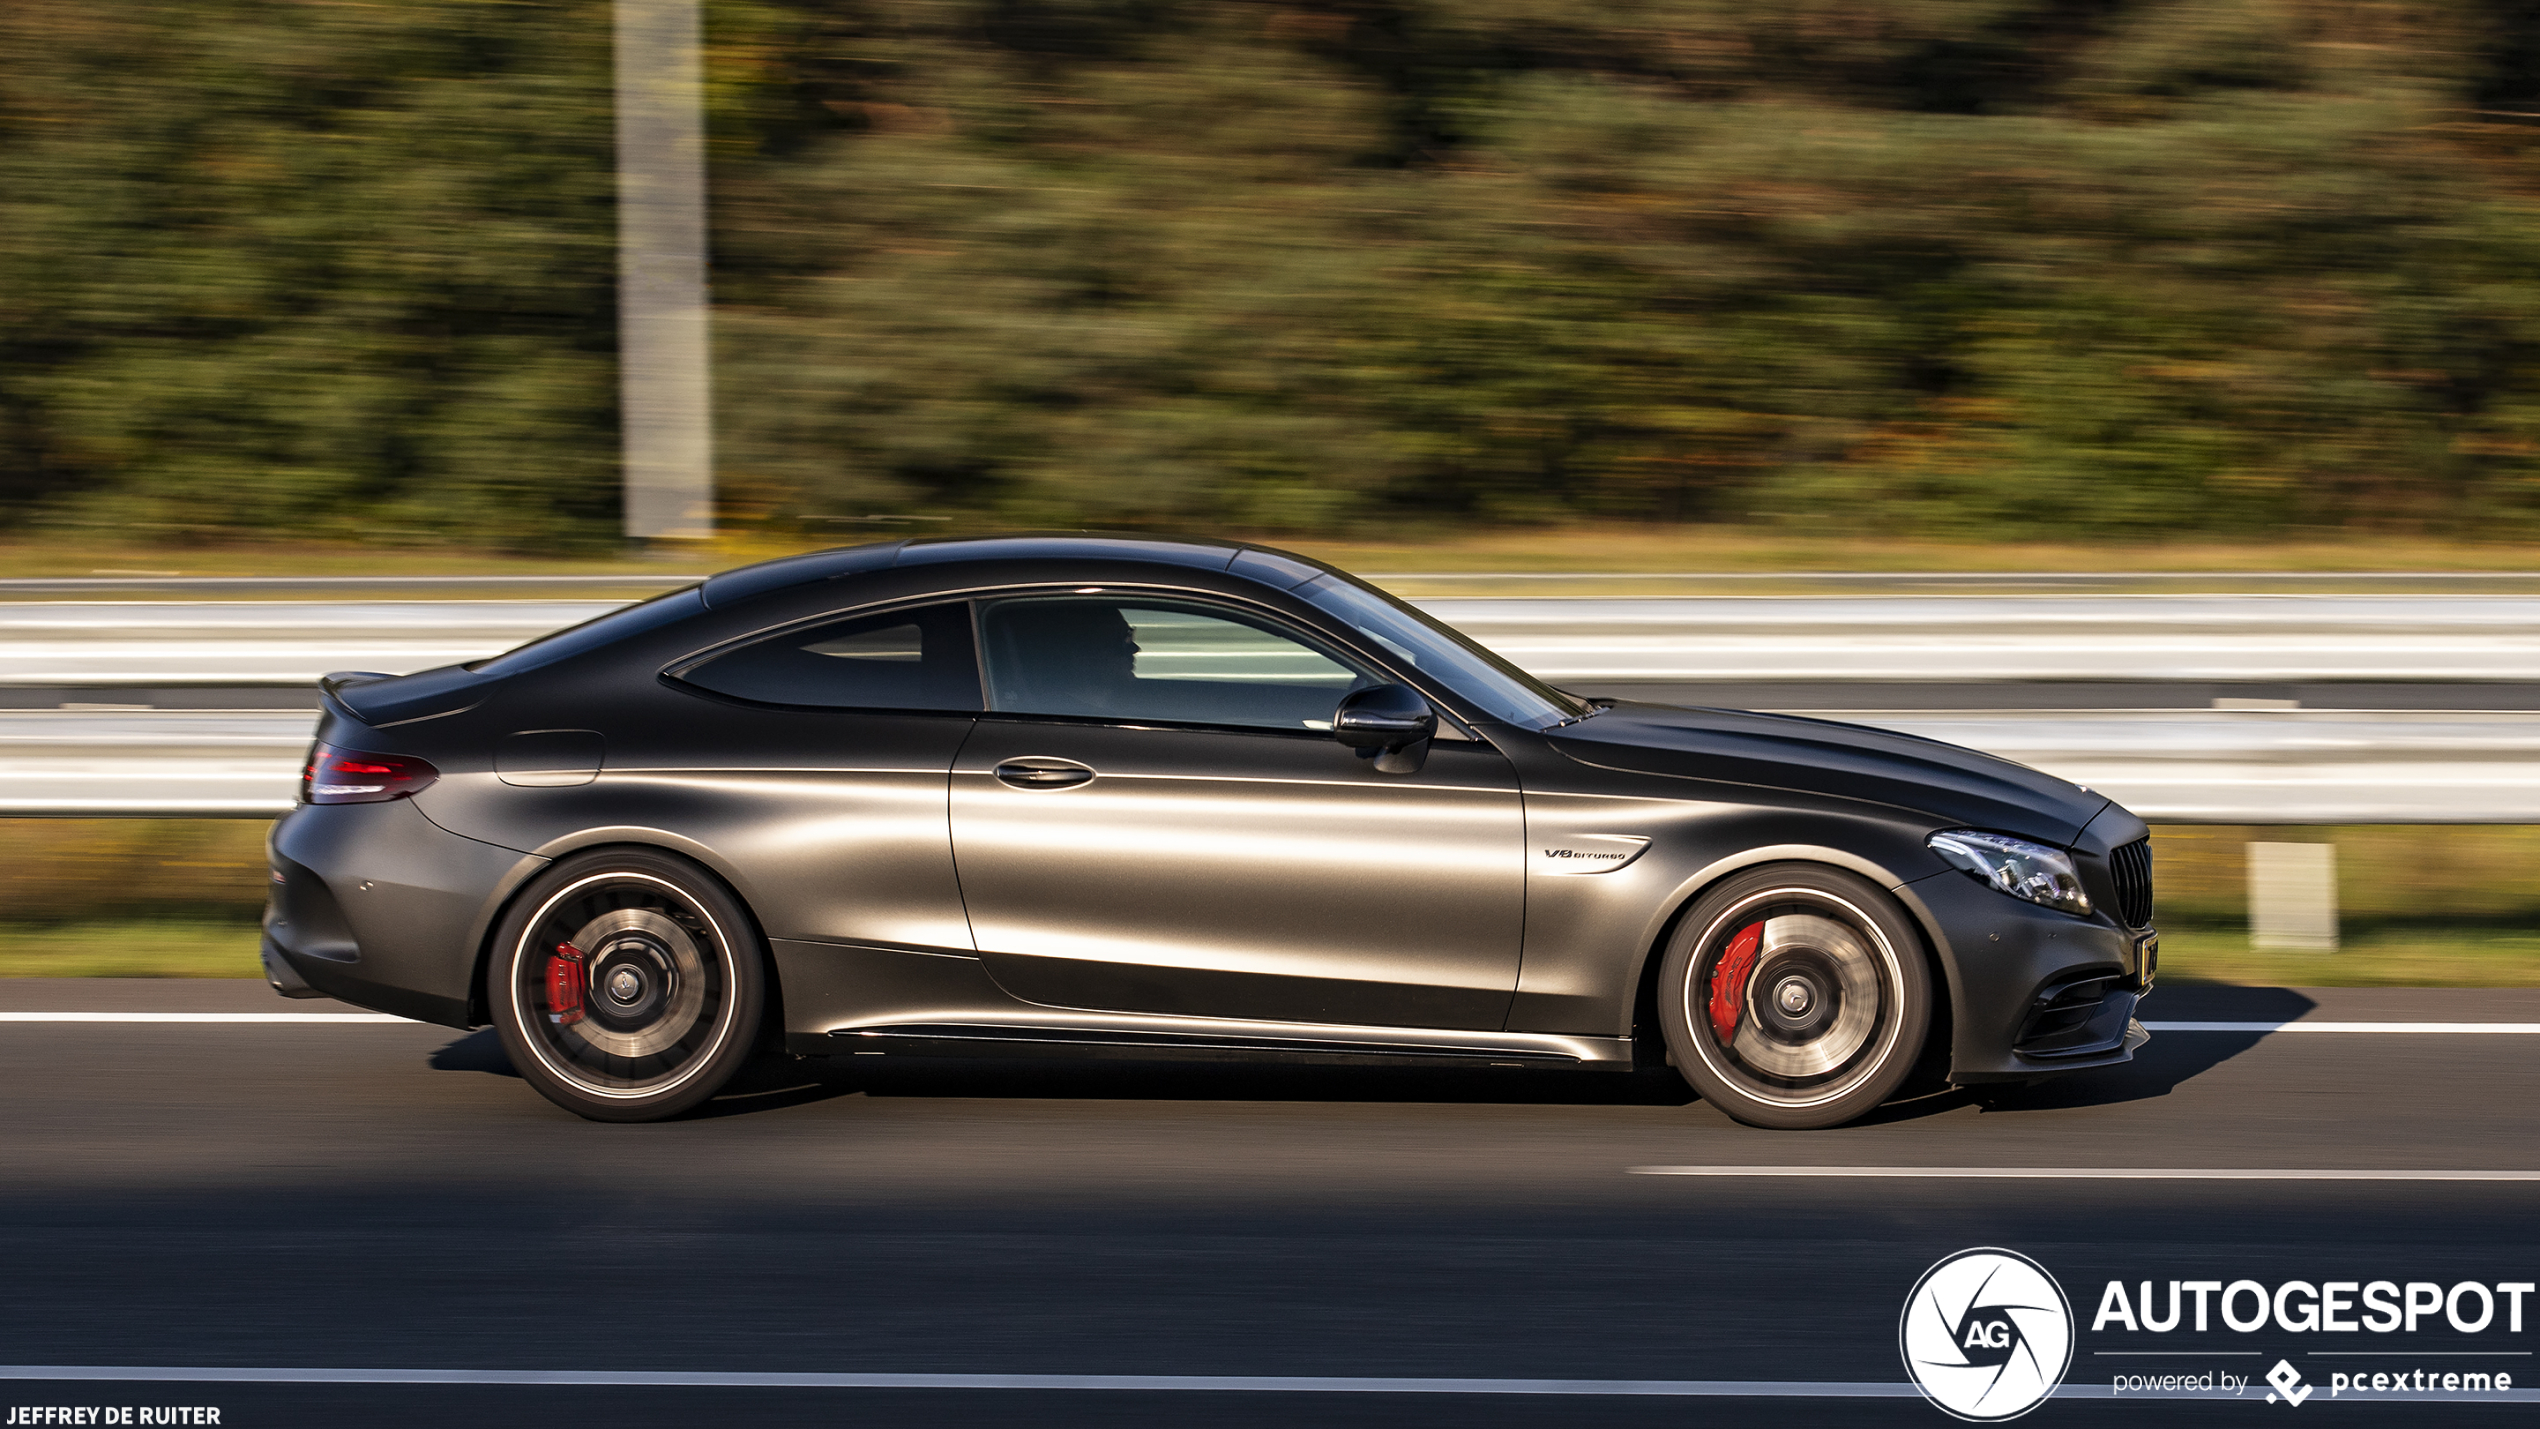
left=788, top=1017, right=1633, bottom=1071
left=770, top=938, right=1635, bottom=1071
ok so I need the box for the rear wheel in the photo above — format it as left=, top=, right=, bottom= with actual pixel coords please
left=488, top=849, right=765, bottom=1122
left=1656, top=864, right=1930, bottom=1130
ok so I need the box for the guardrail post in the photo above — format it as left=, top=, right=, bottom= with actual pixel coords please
left=2248, top=842, right=2339, bottom=952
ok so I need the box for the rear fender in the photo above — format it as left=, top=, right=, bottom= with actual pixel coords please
left=459, top=829, right=771, bottom=1029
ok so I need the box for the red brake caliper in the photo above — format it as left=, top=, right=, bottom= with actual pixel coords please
left=1706, top=922, right=1764, bottom=1042
left=546, top=941, right=587, bottom=1026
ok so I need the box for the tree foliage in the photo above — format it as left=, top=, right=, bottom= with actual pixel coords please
left=0, top=0, right=620, bottom=547
left=6, top=1, right=2540, bottom=545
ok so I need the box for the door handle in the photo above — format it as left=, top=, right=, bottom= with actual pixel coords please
left=993, top=757, right=1096, bottom=790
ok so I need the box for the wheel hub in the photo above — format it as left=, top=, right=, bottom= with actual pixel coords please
left=550, top=907, right=706, bottom=1058
left=1761, top=966, right=1834, bottom=1037
left=585, top=936, right=673, bottom=1030
left=1708, top=910, right=1886, bottom=1083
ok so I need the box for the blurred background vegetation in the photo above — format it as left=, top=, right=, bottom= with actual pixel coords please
left=6, top=1, right=2540, bottom=551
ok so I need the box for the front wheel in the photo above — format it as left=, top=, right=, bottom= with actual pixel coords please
left=1656, top=864, right=1930, bottom=1130
left=488, top=849, right=766, bottom=1122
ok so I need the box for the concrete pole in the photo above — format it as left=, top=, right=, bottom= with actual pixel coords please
left=614, top=0, right=714, bottom=542
left=2248, top=842, right=2339, bottom=952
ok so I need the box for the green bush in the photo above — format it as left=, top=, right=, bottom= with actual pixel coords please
left=0, top=0, right=620, bottom=550
left=0, top=820, right=270, bottom=925
left=6, top=1, right=2540, bottom=543
left=2151, top=824, right=2540, bottom=930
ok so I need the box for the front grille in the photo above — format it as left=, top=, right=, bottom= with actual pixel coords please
left=2109, top=837, right=2154, bottom=928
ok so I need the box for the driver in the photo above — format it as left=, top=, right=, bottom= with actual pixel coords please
left=988, top=600, right=1142, bottom=716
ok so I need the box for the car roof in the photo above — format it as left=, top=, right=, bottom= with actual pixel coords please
left=698, top=533, right=1334, bottom=609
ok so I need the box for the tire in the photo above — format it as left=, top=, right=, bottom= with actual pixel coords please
left=487, top=848, right=766, bottom=1122
left=1655, top=863, right=1931, bottom=1130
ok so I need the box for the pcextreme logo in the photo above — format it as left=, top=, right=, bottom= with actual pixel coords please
left=1900, top=1248, right=2076, bottom=1421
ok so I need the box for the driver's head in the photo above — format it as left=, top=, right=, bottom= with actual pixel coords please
left=990, top=600, right=1138, bottom=710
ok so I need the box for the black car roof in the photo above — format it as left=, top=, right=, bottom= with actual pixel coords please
left=698, top=533, right=1333, bottom=609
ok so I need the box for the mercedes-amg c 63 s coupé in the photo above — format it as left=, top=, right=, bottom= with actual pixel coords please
left=264, top=535, right=2156, bottom=1128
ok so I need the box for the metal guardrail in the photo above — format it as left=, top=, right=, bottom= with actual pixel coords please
left=1451, top=595, right=2540, bottom=684
left=7, top=707, right=2537, bottom=822
left=0, top=601, right=622, bottom=686
left=1369, top=570, right=2540, bottom=596
left=10, top=594, right=2540, bottom=686
left=0, top=576, right=703, bottom=598
left=5, top=584, right=2540, bottom=820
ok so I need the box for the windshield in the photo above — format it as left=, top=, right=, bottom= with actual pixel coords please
left=1296, top=573, right=1585, bottom=729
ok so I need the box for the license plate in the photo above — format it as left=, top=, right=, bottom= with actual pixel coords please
left=2135, top=931, right=2159, bottom=993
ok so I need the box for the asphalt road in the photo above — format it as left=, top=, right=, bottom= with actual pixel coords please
left=2, top=981, right=2537, bottom=1426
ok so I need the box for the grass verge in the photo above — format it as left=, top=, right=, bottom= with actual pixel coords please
left=9, top=527, right=2540, bottom=580
left=2154, top=928, right=2540, bottom=988
left=0, top=921, right=263, bottom=978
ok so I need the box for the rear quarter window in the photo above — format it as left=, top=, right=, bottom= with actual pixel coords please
left=672, top=602, right=981, bottom=712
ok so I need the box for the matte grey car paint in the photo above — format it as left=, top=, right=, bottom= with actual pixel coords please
left=953, top=719, right=1525, bottom=1029
left=267, top=535, right=2154, bottom=1090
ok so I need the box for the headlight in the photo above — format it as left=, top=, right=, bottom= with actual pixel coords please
left=1927, top=829, right=2092, bottom=916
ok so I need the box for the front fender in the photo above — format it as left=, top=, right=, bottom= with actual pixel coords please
left=1510, top=793, right=1948, bottom=1039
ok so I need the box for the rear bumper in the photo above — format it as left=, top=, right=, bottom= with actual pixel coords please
left=264, top=799, right=544, bottom=1028
left=258, top=927, right=327, bottom=1000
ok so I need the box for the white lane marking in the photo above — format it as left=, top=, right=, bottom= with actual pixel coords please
left=0, top=1012, right=411, bottom=1024
left=0, top=1366, right=2528, bottom=1401
left=2147, top=1020, right=2540, bottom=1034
left=1630, top=1167, right=2540, bottom=1181
left=0, top=1366, right=1919, bottom=1396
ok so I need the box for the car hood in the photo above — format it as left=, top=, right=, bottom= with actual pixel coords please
left=1545, top=702, right=2108, bottom=846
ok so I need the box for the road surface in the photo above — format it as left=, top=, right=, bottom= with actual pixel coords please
left=1, top=979, right=2534, bottom=1425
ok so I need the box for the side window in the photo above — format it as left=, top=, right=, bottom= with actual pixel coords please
left=675, top=602, right=981, bottom=712
left=978, top=595, right=1378, bottom=732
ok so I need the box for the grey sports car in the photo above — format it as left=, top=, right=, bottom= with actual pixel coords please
left=265, top=535, right=2155, bottom=1127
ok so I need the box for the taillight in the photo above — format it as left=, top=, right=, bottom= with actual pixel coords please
left=301, top=743, right=439, bottom=804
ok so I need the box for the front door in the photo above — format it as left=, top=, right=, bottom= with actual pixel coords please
left=948, top=593, right=1525, bottom=1030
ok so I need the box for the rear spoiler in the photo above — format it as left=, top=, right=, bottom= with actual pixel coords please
left=318, top=671, right=396, bottom=698
left=320, top=666, right=489, bottom=727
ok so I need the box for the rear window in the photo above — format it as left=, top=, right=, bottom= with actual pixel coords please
left=673, top=602, right=981, bottom=712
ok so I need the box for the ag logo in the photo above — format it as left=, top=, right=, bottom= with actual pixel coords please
left=1900, top=1248, right=2074, bottom=1421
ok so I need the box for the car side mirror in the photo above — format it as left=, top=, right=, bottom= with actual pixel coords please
left=1333, top=684, right=1435, bottom=775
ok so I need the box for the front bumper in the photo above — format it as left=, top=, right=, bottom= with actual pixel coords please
left=1898, top=867, right=2155, bottom=1083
